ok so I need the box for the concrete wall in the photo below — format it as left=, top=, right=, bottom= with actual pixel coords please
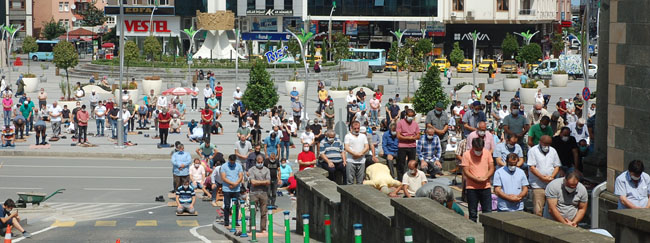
left=480, top=211, right=614, bottom=243
left=294, top=168, right=343, bottom=242
left=608, top=208, right=650, bottom=243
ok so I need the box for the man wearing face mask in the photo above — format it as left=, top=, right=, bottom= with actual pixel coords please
left=425, top=102, right=450, bottom=151
left=466, top=121, right=496, bottom=154
left=494, top=153, right=529, bottom=212
left=527, top=135, right=561, bottom=216
left=246, top=144, right=264, bottom=171
left=416, top=127, right=442, bottom=178
left=545, top=172, right=588, bottom=227
left=345, top=121, right=369, bottom=184
left=158, top=108, right=171, bottom=146
left=461, top=138, right=495, bottom=222
left=234, top=135, right=253, bottom=166
left=382, top=123, right=399, bottom=178
left=527, top=102, right=549, bottom=125
left=399, top=160, right=428, bottom=198
left=263, top=131, right=281, bottom=157
left=396, top=109, right=420, bottom=181
left=172, top=144, right=192, bottom=191
left=298, top=143, right=317, bottom=171
left=265, top=153, right=282, bottom=206
left=493, top=135, right=524, bottom=169
left=248, top=154, right=271, bottom=233
left=569, top=118, right=589, bottom=146
left=502, top=102, right=529, bottom=153
left=221, top=154, right=244, bottom=228
left=527, top=116, right=553, bottom=147
left=461, top=101, right=486, bottom=138
left=550, top=111, right=565, bottom=136
left=551, top=127, right=580, bottom=176
left=615, top=160, right=650, bottom=209
left=319, top=130, right=347, bottom=184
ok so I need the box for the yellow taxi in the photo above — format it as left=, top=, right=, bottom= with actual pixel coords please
left=432, top=58, right=451, bottom=72
left=527, top=59, right=542, bottom=71
left=478, top=59, right=498, bottom=73
left=457, top=59, right=474, bottom=73
left=385, top=61, right=397, bottom=71
left=501, top=60, right=518, bottom=73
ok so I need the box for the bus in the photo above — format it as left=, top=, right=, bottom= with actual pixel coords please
left=29, top=40, right=59, bottom=61
left=342, top=48, right=386, bottom=72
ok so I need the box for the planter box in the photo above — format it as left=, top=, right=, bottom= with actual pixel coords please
left=519, top=88, right=538, bottom=104
left=142, top=79, right=162, bottom=95
left=487, top=78, right=494, bottom=84
left=285, top=81, right=305, bottom=96
left=328, top=90, right=349, bottom=99
left=551, top=74, right=568, bottom=87
left=503, top=78, right=521, bottom=92
left=22, top=77, right=39, bottom=93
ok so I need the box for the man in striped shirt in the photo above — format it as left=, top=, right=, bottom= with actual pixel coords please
left=319, top=130, right=347, bottom=184
left=175, top=179, right=196, bottom=214
left=416, top=127, right=442, bottom=178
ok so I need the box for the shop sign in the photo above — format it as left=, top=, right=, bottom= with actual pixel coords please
left=246, top=9, right=294, bottom=16
left=116, top=16, right=180, bottom=37
left=454, top=32, right=490, bottom=41
left=264, top=46, right=289, bottom=63
left=105, top=6, right=175, bottom=16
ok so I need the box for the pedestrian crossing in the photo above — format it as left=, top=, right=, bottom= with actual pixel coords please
left=50, top=219, right=201, bottom=228
left=45, top=202, right=167, bottom=222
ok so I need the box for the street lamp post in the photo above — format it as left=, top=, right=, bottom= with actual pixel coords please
left=581, top=0, right=590, bottom=119
left=117, top=0, right=125, bottom=148
left=234, top=27, right=240, bottom=87
left=3, top=24, right=22, bottom=88
left=471, top=30, right=478, bottom=87
left=389, top=29, right=406, bottom=93
left=181, top=27, right=202, bottom=87
left=513, top=30, right=539, bottom=74
left=327, top=2, right=336, bottom=62
left=286, top=29, right=326, bottom=129
left=149, top=0, right=159, bottom=36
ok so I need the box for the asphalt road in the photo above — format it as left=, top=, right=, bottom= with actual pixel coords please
left=0, top=156, right=231, bottom=243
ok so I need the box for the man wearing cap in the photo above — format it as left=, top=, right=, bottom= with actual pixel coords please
left=425, top=102, right=450, bottom=151
left=461, top=101, right=487, bottom=138
left=233, top=87, right=243, bottom=102
left=569, top=118, right=589, bottom=145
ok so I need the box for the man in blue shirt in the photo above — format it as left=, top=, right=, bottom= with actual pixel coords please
left=493, top=153, right=529, bottom=212
left=416, top=128, right=442, bottom=178
left=175, top=179, right=196, bottom=214
left=615, top=160, right=650, bottom=209
left=492, top=135, right=524, bottom=169
left=221, top=154, right=244, bottom=228
left=209, top=74, right=216, bottom=91
left=382, top=123, right=399, bottom=178
left=0, top=199, right=30, bottom=238
left=172, top=144, right=192, bottom=191
left=263, top=132, right=281, bottom=157
left=319, top=130, right=346, bottom=184
left=290, top=87, right=299, bottom=102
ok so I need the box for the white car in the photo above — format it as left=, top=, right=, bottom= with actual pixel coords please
left=588, top=64, right=598, bottom=79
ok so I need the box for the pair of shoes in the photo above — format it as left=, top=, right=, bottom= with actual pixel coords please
left=22, top=231, right=31, bottom=238
left=155, top=195, right=164, bottom=202
left=211, top=201, right=218, bottom=207
left=41, top=142, right=48, bottom=145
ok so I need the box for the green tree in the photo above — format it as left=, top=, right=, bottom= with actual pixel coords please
left=123, top=41, right=140, bottom=74
left=449, top=42, right=464, bottom=66
left=42, top=19, right=66, bottom=40
left=501, top=33, right=519, bottom=60
left=103, top=27, right=117, bottom=44
left=387, top=41, right=398, bottom=62
left=332, top=33, right=351, bottom=86
left=242, top=61, right=279, bottom=114
left=413, top=65, right=448, bottom=114
left=80, top=1, right=107, bottom=26
left=414, top=38, right=433, bottom=69
left=53, top=41, right=79, bottom=100
left=21, top=36, right=38, bottom=75
left=143, top=35, right=162, bottom=61
left=286, top=38, right=300, bottom=61
left=309, top=40, right=316, bottom=63
left=517, top=43, right=542, bottom=65
left=551, top=33, right=564, bottom=57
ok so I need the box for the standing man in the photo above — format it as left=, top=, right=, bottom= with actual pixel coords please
left=235, top=136, right=253, bottom=167
left=385, top=98, right=400, bottom=129
left=528, top=135, right=561, bottom=216
left=49, top=101, right=63, bottom=138
left=461, top=138, right=495, bottom=222
left=493, top=153, right=529, bottom=211
left=158, top=108, right=171, bottom=146
left=76, top=105, right=90, bottom=145
left=290, top=87, right=299, bottom=102
left=248, top=154, right=271, bottom=233
left=94, top=101, right=106, bottom=137
left=369, top=95, right=380, bottom=127
left=416, top=127, right=442, bottom=178
left=233, top=87, right=243, bottom=102
left=551, top=127, right=580, bottom=176
left=382, top=123, right=399, bottom=178
left=209, top=73, right=216, bottom=91
left=320, top=130, right=347, bottom=184
left=466, top=121, right=496, bottom=154
left=108, top=105, right=119, bottom=139
left=545, top=173, right=588, bottom=227
left=615, top=160, right=650, bottom=209
left=214, top=82, right=223, bottom=110
left=425, top=102, right=450, bottom=151
left=502, top=102, right=530, bottom=152
left=203, top=84, right=213, bottom=107
left=263, top=132, right=281, bottom=157
left=493, top=135, right=524, bottom=168
left=207, top=94, right=219, bottom=121
left=528, top=116, right=554, bottom=147
left=37, top=88, right=47, bottom=111
left=265, top=153, right=281, bottom=207
left=396, top=109, right=420, bottom=181
left=324, top=102, right=335, bottom=130
left=89, top=91, right=99, bottom=118
left=461, top=101, right=487, bottom=138
left=172, top=144, right=192, bottom=190
left=292, top=99, right=303, bottom=129
left=221, top=154, right=244, bottom=228
left=344, top=121, right=369, bottom=184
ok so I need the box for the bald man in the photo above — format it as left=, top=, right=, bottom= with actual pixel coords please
left=527, top=135, right=561, bottom=216
left=527, top=102, right=550, bottom=125
left=466, top=121, right=496, bottom=154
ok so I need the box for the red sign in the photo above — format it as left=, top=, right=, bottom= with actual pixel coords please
left=124, top=20, right=171, bottom=33
left=582, top=87, right=591, bottom=101
left=561, top=21, right=572, bottom=28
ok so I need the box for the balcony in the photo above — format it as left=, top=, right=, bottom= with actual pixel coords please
left=519, top=9, right=536, bottom=15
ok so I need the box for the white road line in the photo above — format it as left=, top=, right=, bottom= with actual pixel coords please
left=13, top=226, right=57, bottom=243
left=91, top=204, right=167, bottom=221
left=189, top=225, right=212, bottom=243
left=0, top=175, right=169, bottom=179
left=0, top=187, right=44, bottom=190
left=48, top=202, right=162, bottom=205
left=83, top=188, right=143, bottom=191
left=1, top=165, right=169, bottom=169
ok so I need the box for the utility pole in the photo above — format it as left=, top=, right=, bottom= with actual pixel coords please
left=117, top=0, right=125, bottom=148
left=582, top=0, right=590, bottom=119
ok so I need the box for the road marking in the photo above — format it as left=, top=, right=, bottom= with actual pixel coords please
left=13, top=226, right=56, bottom=243
left=51, top=220, right=76, bottom=227
left=177, top=220, right=199, bottom=227
left=136, top=220, right=158, bottom=226
left=83, top=188, right=143, bottom=191
left=0, top=165, right=170, bottom=169
left=0, top=161, right=4, bottom=169
left=189, top=224, right=211, bottom=243
left=48, top=202, right=162, bottom=205
left=0, top=175, right=169, bottom=179
left=0, top=187, right=44, bottom=190
left=95, top=220, right=117, bottom=227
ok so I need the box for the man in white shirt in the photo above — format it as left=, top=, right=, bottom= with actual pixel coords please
left=89, top=91, right=99, bottom=118
left=527, top=135, right=561, bottom=216
left=569, top=118, right=589, bottom=145
left=288, top=119, right=297, bottom=136
left=203, top=84, right=213, bottom=107
left=121, top=108, right=131, bottom=144
left=157, top=96, right=168, bottom=111
left=399, top=160, right=428, bottom=197
left=48, top=101, right=63, bottom=138
left=94, top=101, right=107, bottom=137
left=300, top=126, right=315, bottom=150
left=344, top=121, right=369, bottom=184
left=233, top=87, right=243, bottom=101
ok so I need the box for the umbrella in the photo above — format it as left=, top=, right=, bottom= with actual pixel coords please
left=162, top=87, right=198, bottom=96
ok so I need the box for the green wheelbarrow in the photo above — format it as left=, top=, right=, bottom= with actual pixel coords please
left=16, top=189, right=66, bottom=207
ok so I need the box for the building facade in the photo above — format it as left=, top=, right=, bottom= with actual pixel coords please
left=5, top=0, right=33, bottom=37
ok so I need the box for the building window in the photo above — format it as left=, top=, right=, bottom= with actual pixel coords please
left=64, top=2, right=70, bottom=12
left=247, top=0, right=255, bottom=10
left=11, top=0, right=24, bottom=10
left=453, top=0, right=463, bottom=11
left=148, top=0, right=169, bottom=5
left=59, top=2, right=64, bottom=11
left=497, top=0, right=508, bottom=11
left=284, top=0, right=293, bottom=10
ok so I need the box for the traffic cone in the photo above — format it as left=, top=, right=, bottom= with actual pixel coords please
left=115, top=239, right=120, bottom=243
left=4, top=225, right=11, bottom=243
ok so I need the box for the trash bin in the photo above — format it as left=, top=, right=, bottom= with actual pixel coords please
left=367, top=70, right=373, bottom=78
left=478, top=83, right=486, bottom=92
left=343, top=73, right=349, bottom=81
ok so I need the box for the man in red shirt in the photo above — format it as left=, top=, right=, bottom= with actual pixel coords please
left=158, top=108, right=171, bottom=145
left=201, top=106, right=213, bottom=142
left=214, top=81, right=223, bottom=110
left=76, top=105, right=90, bottom=144
left=105, top=99, right=114, bottom=129
left=396, top=109, right=421, bottom=181
left=297, top=143, right=316, bottom=171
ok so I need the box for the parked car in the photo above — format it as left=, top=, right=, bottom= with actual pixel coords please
left=433, top=58, right=451, bottom=72
left=588, top=64, right=597, bottom=79
left=478, top=59, right=497, bottom=73
left=457, top=59, right=474, bottom=73
left=501, top=60, right=518, bottom=73
left=531, top=54, right=584, bottom=80
left=385, top=61, right=397, bottom=71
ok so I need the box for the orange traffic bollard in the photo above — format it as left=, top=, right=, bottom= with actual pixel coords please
left=115, top=239, right=120, bottom=243
left=4, top=225, right=11, bottom=243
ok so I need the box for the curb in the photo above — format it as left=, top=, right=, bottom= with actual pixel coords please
left=212, top=221, right=248, bottom=243
left=1, top=151, right=171, bottom=160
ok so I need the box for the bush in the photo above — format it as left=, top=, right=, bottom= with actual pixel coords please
left=121, top=83, right=138, bottom=90
left=413, top=65, right=448, bottom=113
left=23, top=73, right=36, bottom=78
left=454, top=82, right=473, bottom=91
left=506, top=74, right=519, bottom=79
left=522, top=80, right=539, bottom=88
